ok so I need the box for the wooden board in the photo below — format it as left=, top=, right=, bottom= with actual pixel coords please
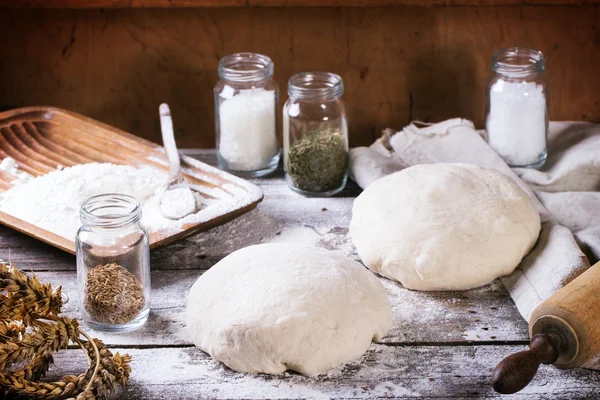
left=1, top=6, right=599, bottom=149
left=1, top=150, right=598, bottom=398
left=44, top=346, right=600, bottom=399
left=33, top=270, right=530, bottom=346
left=0, top=107, right=263, bottom=254
left=3, top=0, right=600, bottom=7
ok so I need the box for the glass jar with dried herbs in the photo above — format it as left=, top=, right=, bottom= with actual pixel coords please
left=76, top=194, right=151, bottom=332
left=283, top=72, right=349, bottom=196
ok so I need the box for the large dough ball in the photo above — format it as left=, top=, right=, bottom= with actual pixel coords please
left=350, top=163, right=541, bottom=291
left=187, top=244, right=391, bottom=376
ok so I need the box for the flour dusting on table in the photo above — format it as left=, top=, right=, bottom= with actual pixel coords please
left=0, top=163, right=245, bottom=241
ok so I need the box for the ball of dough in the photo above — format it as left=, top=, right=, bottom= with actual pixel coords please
left=187, top=244, right=392, bottom=376
left=350, top=163, right=541, bottom=291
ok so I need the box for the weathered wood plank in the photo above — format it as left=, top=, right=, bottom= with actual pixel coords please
left=2, top=7, right=600, bottom=148
left=34, top=270, right=529, bottom=346
left=1, top=149, right=597, bottom=397
left=0, top=149, right=363, bottom=270
left=0, top=200, right=356, bottom=271
left=0, top=149, right=530, bottom=346
left=43, top=345, right=600, bottom=399
left=3, top=0, right=600, bottom=8
left=1, top=190, right=360, bottom=270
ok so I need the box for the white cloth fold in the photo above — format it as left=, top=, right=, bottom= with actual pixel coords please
left=350, top=119, right=600, bottom=369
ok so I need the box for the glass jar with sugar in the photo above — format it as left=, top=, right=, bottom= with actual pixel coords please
left=76, top=194, right=151, bottom=332
left=485, top=47, right=549, bottom=169
left=214, top=53, right=280, bottom=178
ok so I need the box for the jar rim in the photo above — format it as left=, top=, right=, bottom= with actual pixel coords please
left=287, top=72, right=344, bottom=100
left=80, top=193, right=141, bottom=229
left=218, top=52, right=274, bottom=82
left=492, top=47, right=545, bottom=77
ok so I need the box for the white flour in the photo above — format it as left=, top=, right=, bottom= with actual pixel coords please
left=0, top=163, right=238, bottom=241
left=159, top=186, right=198, bottom=220
left=0, top=157, right=34, bottom=184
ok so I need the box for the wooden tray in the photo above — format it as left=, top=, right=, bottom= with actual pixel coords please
left=0, top=107, right=263, bottom=254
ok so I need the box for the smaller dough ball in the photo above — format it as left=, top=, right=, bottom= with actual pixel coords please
left=187, top=244, right=392, bottom=376
left=350, top=163, right=541, bottom=291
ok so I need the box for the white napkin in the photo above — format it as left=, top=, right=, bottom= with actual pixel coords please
left=350, top=119, right=600, bottom=369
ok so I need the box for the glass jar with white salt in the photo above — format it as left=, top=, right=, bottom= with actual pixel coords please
left=485, top=47, right=549, bottom=169
left=214, top=53, right=280, bottom=178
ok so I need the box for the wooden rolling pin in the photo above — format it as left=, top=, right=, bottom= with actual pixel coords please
left=491, top=260, right=600, bottom=394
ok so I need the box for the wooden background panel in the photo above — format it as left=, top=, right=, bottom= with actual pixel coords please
left=1, top=6, right=599, bottom=148
left=4, top=0, right=600, bottom=8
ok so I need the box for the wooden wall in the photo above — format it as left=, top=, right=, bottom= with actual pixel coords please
left=1, top=5, right=599, bottom=148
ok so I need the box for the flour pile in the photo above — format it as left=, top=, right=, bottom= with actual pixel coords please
left=0, top=157, right=34, bottom=184
left=0, top=163, right=210, bottom=240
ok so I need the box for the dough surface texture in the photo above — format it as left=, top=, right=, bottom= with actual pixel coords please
left=187, top=244, right=392, bottom=376
left=350, top=163, right=541, bottom=291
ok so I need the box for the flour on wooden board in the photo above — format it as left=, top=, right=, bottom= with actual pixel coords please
left=0, top=157, right=34, bottom=184
left=123, top=344, right=418, bottom=399
left=0, top=162, right=248, bottom=241
left=262, top=223, right=359, bottom=261
left=165, top=207, right=520, bottom=347
left=263, top=226, right=322, bottom=245
left=183, top=209, right=281, bottom=255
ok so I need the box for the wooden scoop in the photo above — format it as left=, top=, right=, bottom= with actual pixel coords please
left=491, top=260, right=600, bottom=394
left=158, top=103, right=197, bottom=220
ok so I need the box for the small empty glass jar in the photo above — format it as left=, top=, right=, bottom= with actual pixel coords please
left=283, top=72, right=349, bottom=196
left=76, top=194, right=151, bottom=332
left=485, top=47, right=549, bottom=169
left=214, top=52, right=280, bottom=178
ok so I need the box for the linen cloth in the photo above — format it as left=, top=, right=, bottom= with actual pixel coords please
left=349, top=119, right=600, bottom=369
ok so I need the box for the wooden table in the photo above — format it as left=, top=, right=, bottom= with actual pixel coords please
left=3, top=151, right=599, bottom=399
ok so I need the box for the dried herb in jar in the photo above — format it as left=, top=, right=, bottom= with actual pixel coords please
left=286, top=128, right=348, bottom=193
left=84, top=263, right=145, bottom=325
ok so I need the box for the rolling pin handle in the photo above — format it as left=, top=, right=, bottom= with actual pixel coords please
left=491, top=333, right=560, bottom=394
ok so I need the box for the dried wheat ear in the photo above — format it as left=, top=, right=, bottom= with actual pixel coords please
left=0, top=262, right=132, bottom=400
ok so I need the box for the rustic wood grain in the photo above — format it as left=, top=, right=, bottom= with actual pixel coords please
left=1, top=6, right=599, bottom=148
left=0, top=149, right=361, bottom=270
left=0, top=195, right=358, bottom=269
left=0, top=108, right=263, bottom=254
left=45, top=346, right=600, bottom=399
left=3, top=0, right=600, bottom=7
left=529, top=260, right=600, bottom=369
left=1, top=150, right=597, bottom=397
left=0, top=150, right=530, bottom=346
left=29, top=270, right=529, bottom=346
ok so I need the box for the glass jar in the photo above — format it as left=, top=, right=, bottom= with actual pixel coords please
left=485, top=47, right=549, bottom=169
left=283, top=72, right=349, bottom=196
left=76, top=194, right=151, bottom=332
left=214, top=52, right=280, bottom=178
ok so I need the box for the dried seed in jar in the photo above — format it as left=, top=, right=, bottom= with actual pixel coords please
left=84, top=263, right=145, bottom=325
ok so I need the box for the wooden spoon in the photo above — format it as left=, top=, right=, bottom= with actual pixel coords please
left=158, top=103, right=196, bottom=220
